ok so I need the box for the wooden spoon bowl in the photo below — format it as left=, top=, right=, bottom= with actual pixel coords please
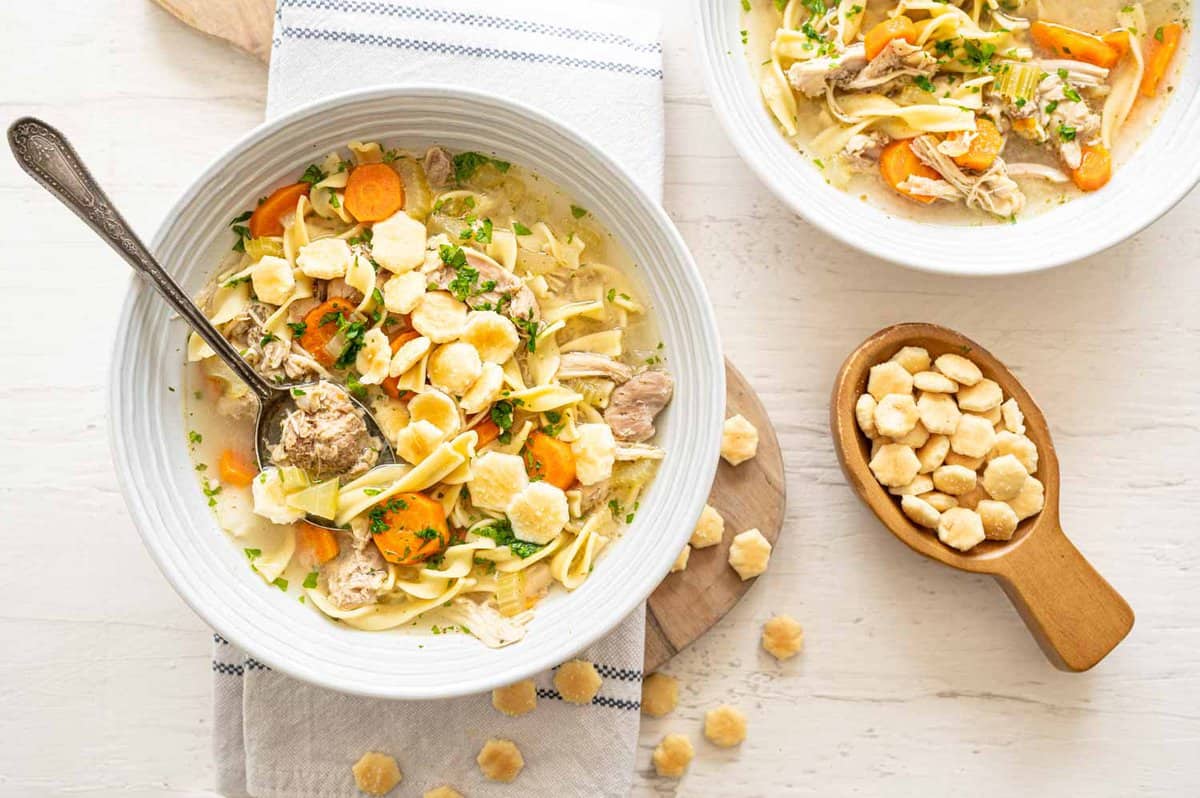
left=832, top=323, right=1133, bottom=671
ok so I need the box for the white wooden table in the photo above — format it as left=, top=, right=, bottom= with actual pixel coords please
left=2, top=2, right=1198, bottom=795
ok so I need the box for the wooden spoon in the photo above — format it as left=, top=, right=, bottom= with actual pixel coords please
left=831, top=323, right=1133, bottom=672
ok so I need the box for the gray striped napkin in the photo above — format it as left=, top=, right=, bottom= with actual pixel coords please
left=213, top=1, right=664, bottom=795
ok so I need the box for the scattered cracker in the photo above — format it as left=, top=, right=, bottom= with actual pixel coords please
left=761, top=615, right=804, bottom=661
left=352, top=751, right=401, bottom=796
left=554, top=659, right=602, bottom=704
left=641, top=672, right=679, bottom=718
left=652, top=733, right=695, bottom=778
left=492, top=679, right=537, bottom=717
left=704, top=705, right=748, bottom=748
left=477, top=738, right=524, bottom=783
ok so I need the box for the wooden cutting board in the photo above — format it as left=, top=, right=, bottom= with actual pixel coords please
left=644, top=361, right=786, bottom=671
left=151, top=0, right=789, bottom=673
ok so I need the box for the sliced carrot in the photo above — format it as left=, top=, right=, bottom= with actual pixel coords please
left=297, top=298, right=356, bottom=367
left=381, top=330, right=421, bottom=400
left=297, top=522, right=340, bottom=566
left=1069, top=144, right=1112, bottom=192
left=248, top=182, right=309, bottom=238
left=344, top=163, right=406, bottom=223
left=1030, top=21, right=1120, bottom=69
left=865, top=16, right=917, bottom=60
left=370, top=492, right=450, bottom=566
left=522, top=431, right=577, bottom=490
left=949, top=118, right=1004, bottom=172
left=217, top=448, right=257, bottom=488
left=1141, top=23, right=1183, bottom=98
left=879, top=139, right=942, bottom=205
left=473, top=420, right=502, bottom=448
left=1101, top=29, right=1131, bottom=58
left=1011, top=117, right=1043, bottom=141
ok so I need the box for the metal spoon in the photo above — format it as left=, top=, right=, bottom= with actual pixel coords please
left=8, top=117, right=395, bottom=529
left=831, top=322, right=1133, bottom=671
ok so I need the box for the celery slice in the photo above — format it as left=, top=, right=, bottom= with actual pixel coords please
left=995, top=61, right=1042, bottom=105
left=286, top=478, right=339, bottom=520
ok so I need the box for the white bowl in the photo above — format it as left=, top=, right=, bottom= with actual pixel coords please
left=110, top=86, right=724, bottom=699
left=696, top=1, right=1200, bottom=275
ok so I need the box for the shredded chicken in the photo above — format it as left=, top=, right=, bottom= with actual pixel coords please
left=908, top=134, right=1026, bottom=218
left=1005, top=162, right=1071, bottom=183
left=787, top=43, right=869, bottom=97
left=439, top=597, right=531, bottom=648
left=556, top=352, right=633, bottom=383
left=841, top=131, right=887, bottom=171
left=322, top=543, right=388, bottom=610
left=604, top=370, right=674, bottom=442
left=845, top=40, right=938, bottom=91
left=426, top=249, right=540, bottom=322
left=423, top=145, right=454, bottom=187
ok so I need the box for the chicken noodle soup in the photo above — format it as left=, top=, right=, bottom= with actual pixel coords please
left=184, top=142, right=673, bottom=646
left=744, top=0, right=1188, bottom=220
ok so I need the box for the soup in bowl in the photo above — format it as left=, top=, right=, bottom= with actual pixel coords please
left=111, top=87, right=723, bottom=698
left=745, top=0, right=1188, bottom=222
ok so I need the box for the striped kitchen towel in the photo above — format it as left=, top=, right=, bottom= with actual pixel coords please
left=213, top=1, right=663, bottom=796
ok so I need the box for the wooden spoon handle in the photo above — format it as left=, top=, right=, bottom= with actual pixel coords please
left=994, top=525, right=1134, bottom=671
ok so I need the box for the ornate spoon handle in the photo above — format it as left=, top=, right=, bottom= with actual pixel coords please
left=8, top=116, right=272, bottom=401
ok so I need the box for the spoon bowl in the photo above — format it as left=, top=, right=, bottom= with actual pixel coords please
left=9, top=117, right=394, bottom=529
left=832, top=323, right=1133, bottom=671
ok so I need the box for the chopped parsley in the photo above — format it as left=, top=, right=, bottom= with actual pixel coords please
left=271, top=576, right=289, bottom=591
left=244, top=548, right=262, bottom=561
left=541, top=410, right=565, bottom=437
left=460, top=216, right=494, bottom=244
left=514, top=314, right=540, bottom=352
left=1057, top=123, right=1077, bottom=142
left=299, top=163, right=327, bottom=186
left=188, top=430, right=203, bottom=445
left=961, top=40, right=996, bottom=70
left=512, top=221, right=532, bottom=236
left=348, top=228, right=374, bottom=247
left=303, top=571, right=319, bottom=589
left=490, top=400, right=516, bottom=443
left=291, top=387, right=306, bottom=397
left=260, top=333, right=278, bottom=347
left=286, top=321, right=307, bottom=336
left=368, top=497, right=409, bottom=534
left=345, top=372, right=367, bottom=400
left=570, top=204, right=588, bottom=219
left=1063, top=86, right=1082, bottom=103
left=452, top=151, right=511, bottom=183
left=229, top=210, right=252, bottom=253
left=473, top=518, right=544, bottom=559
left=914, top=75, right=935, bottom=93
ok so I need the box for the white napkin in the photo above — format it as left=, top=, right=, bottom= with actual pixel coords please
left=214, top=1, right=664, bottom=796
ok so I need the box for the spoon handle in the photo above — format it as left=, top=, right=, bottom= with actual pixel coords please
left=7, top=116, right=273, bottom=402
left=994, top=524, right=1134, bottom=672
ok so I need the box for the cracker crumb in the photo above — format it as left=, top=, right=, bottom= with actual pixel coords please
left=492, top=679, right=537, bottom=717
left=477, top=738, right=524, bottom=783
left=652, top=733, right=695, bottom=778
left=704, top=705, right=748, bottom=748
left=423, top=787, right=463, bottom=798
left=721, top=414, right=759, bottom=465
left=641, top=672, right=679, bottom=718
left=690, top=504, right=725, bottom=548
left=554, top=659, right=602, bottom=704
left=670, top=544, right=691, bottom=573
left=352, top=751, right=402, bottom=795
left=761, top=615, right=804, bottom=661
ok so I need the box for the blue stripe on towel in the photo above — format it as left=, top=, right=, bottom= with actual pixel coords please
left=278, top=26, right=664, bottom=78
left=537, top=688, right=640, bottom=712
left=279, top=0, right=662, bottom=54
